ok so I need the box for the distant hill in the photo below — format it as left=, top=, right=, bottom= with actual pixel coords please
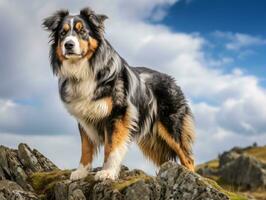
left=197, top=144, right=266, bottom=200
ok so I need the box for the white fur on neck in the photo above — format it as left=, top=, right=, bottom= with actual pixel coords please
left=59, top=58, right=92, bottom=80
left=59, top=58, right=112, bottom=123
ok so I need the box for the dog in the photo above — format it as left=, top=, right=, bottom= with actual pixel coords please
left=43, top=7, right=195, bottom=181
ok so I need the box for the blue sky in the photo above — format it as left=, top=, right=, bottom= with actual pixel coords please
left=162, top=0, right=266, bottom=84
left=163, top=0, right=266, bottom=35
left=0, top=0, right=265, bottom=174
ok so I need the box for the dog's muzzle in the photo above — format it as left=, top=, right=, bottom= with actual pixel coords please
left=62, top=36, right=82, bottom=58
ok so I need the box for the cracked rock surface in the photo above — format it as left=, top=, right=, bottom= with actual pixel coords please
left=0, top=144, right=230, bottom=200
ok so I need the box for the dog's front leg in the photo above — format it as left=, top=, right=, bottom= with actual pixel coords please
left=70, top=124, right=95, bottom=180
left=95, top=118, right=130, bottom=180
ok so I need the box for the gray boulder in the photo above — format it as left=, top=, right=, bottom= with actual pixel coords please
left=219, top=151, right=240, bottom=167
left=0, top=144, right=232, bottom=200
left=0, top=180, right=38, bottom=200
left=219, top=155, right=266, bottom=189
left=158, top=162, right=229, bottom=200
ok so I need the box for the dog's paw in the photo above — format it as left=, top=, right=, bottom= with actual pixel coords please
left=70, top=167, right=89, bottom=181
left=95, top=169, right=118, bottom=181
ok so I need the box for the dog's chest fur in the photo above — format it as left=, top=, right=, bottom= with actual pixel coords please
left=59, top=59, right=111, bottom=122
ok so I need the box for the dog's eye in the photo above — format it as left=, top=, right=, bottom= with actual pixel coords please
left=60, top=31, right=67, bottom=37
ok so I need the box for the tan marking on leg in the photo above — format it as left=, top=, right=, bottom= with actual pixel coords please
left=157, top=122, right=195, bottom=172
left=104, top=130, right=112, bottom=163
left=79, top=125, right=94, bottom=167
left=70, top=124, right=95, bottom=180
left=104, top=116, right=130, bottom=163
left=96, top=113, right=131, bottom=180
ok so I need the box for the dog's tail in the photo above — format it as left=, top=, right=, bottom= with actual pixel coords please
left=179, top=111, right=195, bottom=167
left=138, top=110, right=195, bottom=171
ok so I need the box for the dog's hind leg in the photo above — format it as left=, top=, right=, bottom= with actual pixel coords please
left=138, top=133, right=176, bottom=166
left=157, top=114, right=195, bottom=171
left=70, top=124, right=96, bottom=180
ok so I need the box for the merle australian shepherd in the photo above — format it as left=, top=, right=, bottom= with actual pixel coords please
left=43, top=7, right=195, bottom=181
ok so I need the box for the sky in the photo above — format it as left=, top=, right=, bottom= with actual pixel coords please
left=0, top=0, right=266, bottom=174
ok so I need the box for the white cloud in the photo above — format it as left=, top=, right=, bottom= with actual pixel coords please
left=194, top=127, right=266, bottom=163
left=0, top=0, right=266, bottom=173
left=213, top=31, right=266, bottom=50
left=207, top=57, right=234, bottom=68
left=89, top=0, right=178, bottom=21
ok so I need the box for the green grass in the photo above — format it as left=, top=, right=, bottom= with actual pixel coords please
left=204, top=178, right=247, bottom=200
left=196, top=159, right=219, bottom=170
left=244, top=146, right=266, bottom=163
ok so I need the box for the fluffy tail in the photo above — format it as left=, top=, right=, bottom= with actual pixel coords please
left=180, top=112, right=195, bottom=166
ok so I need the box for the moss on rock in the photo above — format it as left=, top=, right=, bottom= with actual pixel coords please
left=28, top=170, right=71, bottom=193
left=112, top=174, right=152, bottom=191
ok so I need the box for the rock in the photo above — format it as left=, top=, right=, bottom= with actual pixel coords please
left=0, top=180, right=38, bottom=200
left=53, top=181, right=69, bottom=200
left=6, top=149, right=33, bottom=191
left=123, top=178, right=161, bottom=200
left=91, top=180, right=123, bottom=200
left=32, top=149, right=58, bottom=172
left=18, top=143, right=43, bottom=173
left=219, top=150, right=240, bottom=167
left=0, top=144, right=57, bottom=193
left=158, top=161, right=229, bottom=200
left=0, top=168, right=5, bottom=181
left=219, top=155, right=266, bottom=189
left=0, top=143, right=235, bottom=200
left=69, top=189, right=86, bottom=200
left=0, top=146, right=11, bottom=179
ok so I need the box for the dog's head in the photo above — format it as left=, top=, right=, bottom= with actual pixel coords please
left=43, top=7, right=108, bottom=74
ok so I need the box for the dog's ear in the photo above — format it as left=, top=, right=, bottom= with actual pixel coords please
left=42, top=9, right=69, bottom=31
left=80, top=7, right=108, bottom=27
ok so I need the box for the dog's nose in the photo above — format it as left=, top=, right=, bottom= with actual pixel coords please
left=64, top=40, right=75, bottom=50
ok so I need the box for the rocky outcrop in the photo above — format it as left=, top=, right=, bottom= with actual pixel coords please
left=219, top=155, right=266, bottom=189
left=219, top=150, right=240, bottom=167
left=197, top=145, right=266, bottom=190
left=0, top=143, right=236, bottom=200
left=0, top=180, right=38, bottom=200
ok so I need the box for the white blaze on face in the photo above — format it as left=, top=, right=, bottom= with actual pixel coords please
left=61, top=17, right=82, bottom=58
